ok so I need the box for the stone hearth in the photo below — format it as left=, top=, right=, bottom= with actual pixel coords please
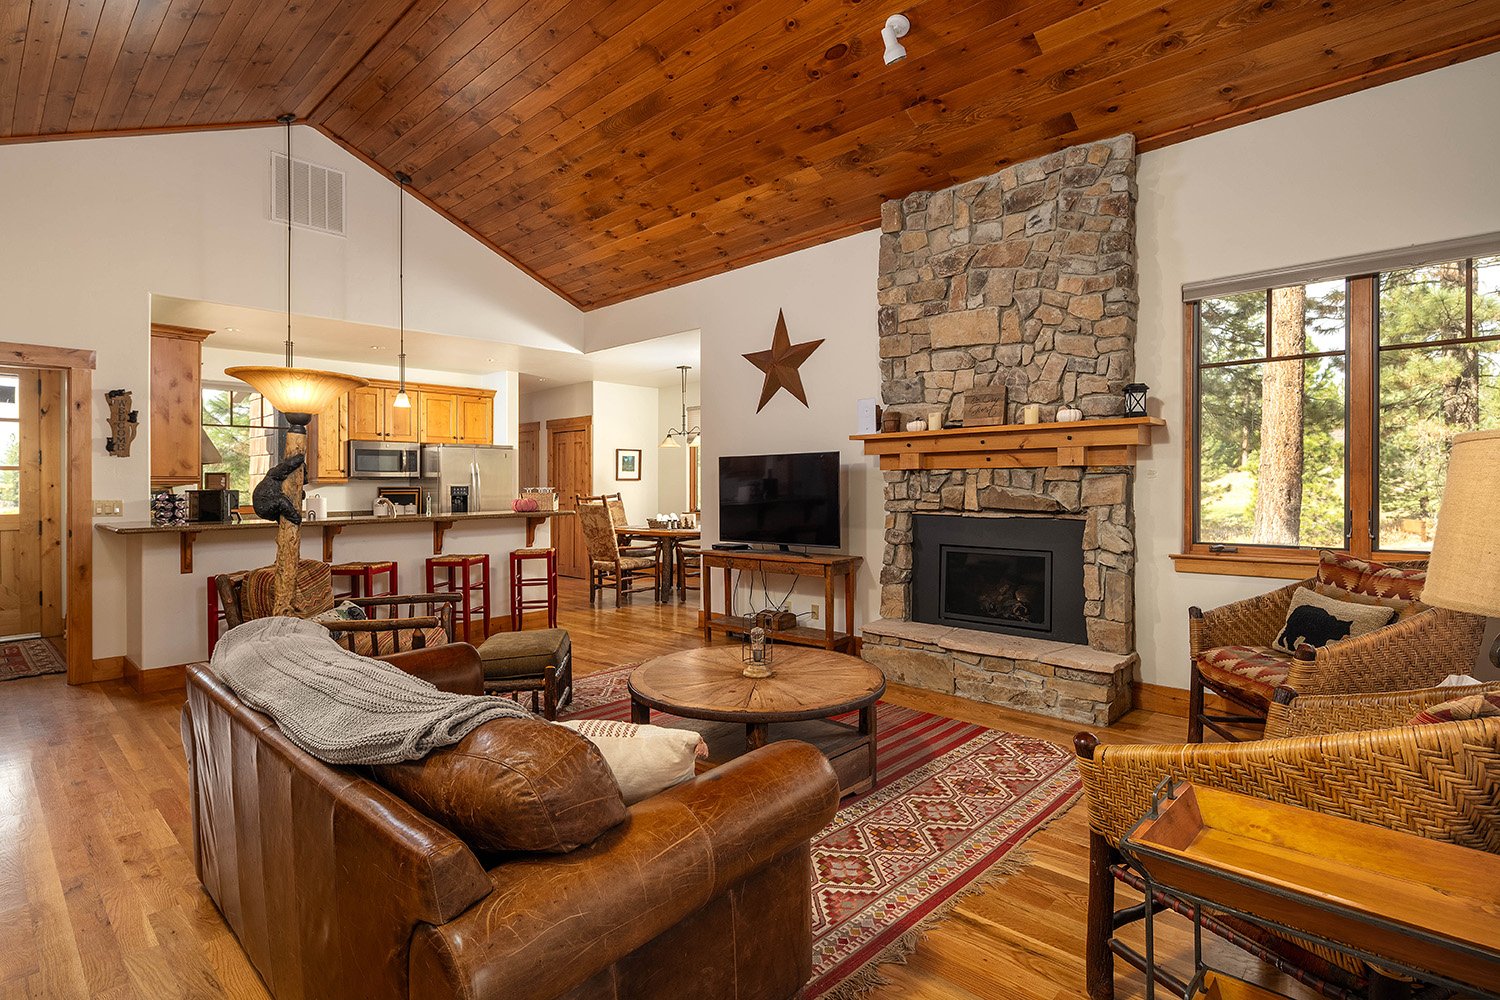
left=863, top=134, right=1141, bottom=726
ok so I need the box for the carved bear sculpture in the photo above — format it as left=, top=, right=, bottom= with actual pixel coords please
left=252, top=453, right=305, bottom=526
left=1275, top=604, right=1353, bottom=654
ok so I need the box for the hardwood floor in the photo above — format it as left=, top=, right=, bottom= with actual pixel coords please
left=0, top=582, right=1303, bottom=999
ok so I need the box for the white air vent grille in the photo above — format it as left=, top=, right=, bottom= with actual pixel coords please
left=271, top=152, right=346, bottom=236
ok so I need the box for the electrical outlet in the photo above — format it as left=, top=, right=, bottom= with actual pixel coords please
left=810, top=603, right=820, bottom=620
left=93, top=500, right=124, bottom=516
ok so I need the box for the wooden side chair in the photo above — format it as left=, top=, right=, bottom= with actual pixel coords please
left=1077, top=682, right=1500, bottom=1000
left=576, top=495, right=660, bottom=606
left=216, top=559, right=461, bottom=657
left=676, top=543, right=701, bottom=601
left=582, top=491, right=660, bottom=560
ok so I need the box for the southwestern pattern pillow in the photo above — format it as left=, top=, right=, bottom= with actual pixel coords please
left=1410, top=691, right=1500, bottom=725
left=1273, top=587, right=1397, bottom=655
left=1311, top=582, right=1427, bottom=621
left=1316, top=551, right=1425, bottom=603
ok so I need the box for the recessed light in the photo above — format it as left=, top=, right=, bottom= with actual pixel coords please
left=223, top=327, right=239, bottom=332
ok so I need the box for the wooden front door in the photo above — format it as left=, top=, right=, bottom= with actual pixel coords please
left=517, top=421, right=539, bottom=488
left=546, top=416, right=592, bottom=579
left=0, top=371, right=45, bottom=638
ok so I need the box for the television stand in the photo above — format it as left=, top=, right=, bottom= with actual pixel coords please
left=701, top=550, right=863, bottom=653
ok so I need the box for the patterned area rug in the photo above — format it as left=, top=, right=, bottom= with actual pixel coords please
left=563, top=665, right=1080, bottom=999
left=0, top=639, right=65, bottom=681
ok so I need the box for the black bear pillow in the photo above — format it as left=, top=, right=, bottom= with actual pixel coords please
left=1273, top=587, right=1397, bottom=655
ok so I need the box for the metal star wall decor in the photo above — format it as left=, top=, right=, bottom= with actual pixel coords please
left=743, top=309, right=824, bottom=413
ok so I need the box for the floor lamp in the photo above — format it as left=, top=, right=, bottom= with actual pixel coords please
left=1420, top=428, right=1500, bottom=670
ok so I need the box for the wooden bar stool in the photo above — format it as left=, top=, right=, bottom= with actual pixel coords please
left=330, top=560, right=398, bottom=606
left=426, top=554, right=491, bottom=643
left=510, top=547, right=558, bottom=630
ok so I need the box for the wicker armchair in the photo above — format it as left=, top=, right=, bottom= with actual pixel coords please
left=217, top=559, right=461, bottom=657
left=1077, top=686, right=1500, bottom=1000
left=1187, top=576, right=1486, bottom=741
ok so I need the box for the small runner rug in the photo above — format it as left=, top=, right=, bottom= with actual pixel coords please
left=562, top=665, right=1081, bottom=999
left=0, top=639, right=65, bottom=682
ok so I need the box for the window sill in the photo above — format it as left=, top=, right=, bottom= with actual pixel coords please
left=1169, top=551, right=1316, bottom=580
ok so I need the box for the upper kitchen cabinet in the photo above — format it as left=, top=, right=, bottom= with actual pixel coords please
left=419, top=391, right=458, bottom=445
left=382, top=386, right=419, bottom=442
left=315, top=394, right=349, bottom=482
left=349, top=385, right=384, bottom=441
left=457, top=392, right=494, bottom=444
left=150, top=324, right=213, bottom=487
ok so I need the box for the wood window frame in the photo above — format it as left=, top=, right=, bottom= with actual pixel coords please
left=1175, top=264, right=1495, bottom=579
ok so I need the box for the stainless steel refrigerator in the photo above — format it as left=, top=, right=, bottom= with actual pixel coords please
left=417, top=445, right=517, bottom=514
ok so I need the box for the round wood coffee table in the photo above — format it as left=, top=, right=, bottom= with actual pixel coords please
left=629, top=645, right=886, bottom=796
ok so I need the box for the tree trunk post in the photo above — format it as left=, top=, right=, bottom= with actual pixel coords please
left=271, top=426, right=308, bottom=617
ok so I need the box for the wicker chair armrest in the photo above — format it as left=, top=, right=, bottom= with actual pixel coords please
left=350, top=593, right=463, bottom=607
left=1266, top=681, right=1500, bottom=739
left=1074, top=718, right=1500, bottom=851
left=1190, top=580, right=1305, bottom=654
left=1282, top=607, right=1487, bottom=696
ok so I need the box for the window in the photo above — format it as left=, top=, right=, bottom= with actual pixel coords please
left=1186, top=249, right=1500, bottom=567
left=201, top=384, right=282, bottom=499
left=0, top=373, right=20, bottom=518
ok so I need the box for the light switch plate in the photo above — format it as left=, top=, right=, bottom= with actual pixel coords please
left=94, top=500, right=124, bottom=516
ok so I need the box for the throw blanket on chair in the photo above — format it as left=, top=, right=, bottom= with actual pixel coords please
left=210, top=616, right=532, bottom=764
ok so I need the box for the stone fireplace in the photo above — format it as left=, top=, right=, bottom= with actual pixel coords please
left=860, top=134, right=1142, bottom=726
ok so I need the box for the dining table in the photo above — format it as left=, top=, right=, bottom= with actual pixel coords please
left=615, top=525, right=701, bottom=600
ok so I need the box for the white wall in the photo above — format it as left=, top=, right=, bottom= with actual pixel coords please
left=1132, top=51, right=1500, bottom=686
left=519, top=381, right=593, bottom=493
left=0, top=124, right=582, bottom=662
left=588, top=231, right=883, bottom=623
left=591, top=381, right=661, bottom=520
left=658, top=380, right=701, bottom=512
left=586, top=53, right=1500, bottom=683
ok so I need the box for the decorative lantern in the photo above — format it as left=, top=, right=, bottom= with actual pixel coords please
left=742, top=624, right=774, bottom=678
left=1123, top=383, right=1149, bottom=418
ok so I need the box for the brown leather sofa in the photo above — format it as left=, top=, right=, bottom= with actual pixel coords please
left=182, top=643, right=841, bottom=1000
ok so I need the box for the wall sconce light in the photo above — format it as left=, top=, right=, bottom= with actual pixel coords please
left=882, top=14, right=910, bottom=65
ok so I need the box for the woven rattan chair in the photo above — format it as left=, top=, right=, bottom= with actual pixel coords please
left=1187, top=576, right=1486, bottom=742
left=217, top=559, right=461, bottom=657
left=1077, top=684, right=1500, bottom=1000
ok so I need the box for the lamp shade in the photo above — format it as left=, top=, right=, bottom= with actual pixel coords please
left=1421, top=428, right=1500, bottom=618
left=224, top=366, right=369, bottom=417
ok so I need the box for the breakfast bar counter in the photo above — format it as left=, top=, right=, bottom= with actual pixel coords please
left=98, top=509, right=574, bottom=676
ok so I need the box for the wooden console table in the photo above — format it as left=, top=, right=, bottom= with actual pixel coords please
left=700, top=550, right=862, bottom=652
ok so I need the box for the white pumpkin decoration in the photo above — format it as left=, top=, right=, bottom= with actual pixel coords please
left=1057, top=405, right=1083, bottom=422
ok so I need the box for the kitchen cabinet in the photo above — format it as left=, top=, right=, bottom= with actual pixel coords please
left=419, top=391, right=458, bottom=444
left=457, top=393, right=493, bottom=444
left=383, top=387, right=419, bottom=442
left=150, top=323, right=213, bottom=487
left=349, top=386, right=384, bottom=441
left=315, top=394, right=348, bottom=481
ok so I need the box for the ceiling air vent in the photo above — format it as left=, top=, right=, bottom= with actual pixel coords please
left=270, top=152, right=346, bottom=236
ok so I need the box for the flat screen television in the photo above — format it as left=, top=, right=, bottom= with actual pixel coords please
left=719, top=451, right=842, bottom=550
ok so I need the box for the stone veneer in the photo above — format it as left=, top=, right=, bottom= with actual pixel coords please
left=864, top=135, right=1141, bottom=724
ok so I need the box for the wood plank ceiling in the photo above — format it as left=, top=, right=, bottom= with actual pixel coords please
left=4, top=1, right=1500, bottom=310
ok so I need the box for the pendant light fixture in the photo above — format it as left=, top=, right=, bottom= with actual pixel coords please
left=392, top=171, right=411, bottom=409
left=660, top=365, right=700, bottom=448
left=225, top=113, right=368, bottom=616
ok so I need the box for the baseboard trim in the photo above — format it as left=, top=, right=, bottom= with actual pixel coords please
left=1132, top=681, right=1233, bottom=719
left=124, top=656, right=189, bottom=695
left=86, top=655, right=127, bottom=683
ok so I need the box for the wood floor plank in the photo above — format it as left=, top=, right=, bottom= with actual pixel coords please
left=0, top=579, right=1307, bottom=999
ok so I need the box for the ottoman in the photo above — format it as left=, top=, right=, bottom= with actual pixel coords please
left=476, top=628, right=573, bottom=720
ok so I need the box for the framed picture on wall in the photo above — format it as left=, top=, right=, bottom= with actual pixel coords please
left=616, top=448, right=642, bottom=481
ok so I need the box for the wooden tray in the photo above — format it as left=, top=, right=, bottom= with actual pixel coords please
left=1124, top=782, right=1500, bottom=994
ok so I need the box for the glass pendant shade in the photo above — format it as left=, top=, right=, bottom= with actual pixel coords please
left=225, top=365, right=368, bottom=417
left=393, top=387, right=411, bottom=408
left=687, top=431, right=700, bottom=447
left=661, top=432, right=681, bottom=448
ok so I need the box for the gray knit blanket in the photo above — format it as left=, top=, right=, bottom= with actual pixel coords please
left=209, top=616, right=531, bottom=765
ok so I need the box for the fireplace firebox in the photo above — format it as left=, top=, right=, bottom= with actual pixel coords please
left=912, top=515, right=1087, bottom=644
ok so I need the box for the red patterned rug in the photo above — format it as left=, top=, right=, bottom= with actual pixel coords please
left=564, top=665, right=1080, bottom=999
left=0, top=639, right=65, bottom=682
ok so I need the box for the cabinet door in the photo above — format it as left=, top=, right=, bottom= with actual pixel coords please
left=457, top=394, right=493, bottom=444
left=419, top=391, right=458, bottom=444
left=349, top=386, right=384, bottom=440
left=150, top=332, right=204, bottom=486
left=383, top=387, right=419, bottom=442
left=315, top=394, right=348, bottom=481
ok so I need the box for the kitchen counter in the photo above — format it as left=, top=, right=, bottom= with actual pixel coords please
left=99, top=507, right=574, bottom=675
left=99, top=508, right=573, bottom=574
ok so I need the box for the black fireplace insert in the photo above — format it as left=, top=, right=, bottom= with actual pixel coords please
left=912, top=515, right=1087, bottom=644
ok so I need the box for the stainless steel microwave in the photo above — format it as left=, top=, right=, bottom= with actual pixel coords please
left=349, top=439, right=420, bottom=479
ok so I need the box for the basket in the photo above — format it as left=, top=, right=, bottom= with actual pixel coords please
left=520, top=487, right=557, bottom=512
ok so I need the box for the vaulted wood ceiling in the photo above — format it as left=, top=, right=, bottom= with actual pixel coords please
left=4, top=1, right=1500, bottom=309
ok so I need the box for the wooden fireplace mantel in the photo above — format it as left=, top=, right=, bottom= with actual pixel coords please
left=851, top=416, right=1165, bottom=471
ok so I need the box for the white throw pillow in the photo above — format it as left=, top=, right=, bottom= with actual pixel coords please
left=558, top=719, right=708, bottom=805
